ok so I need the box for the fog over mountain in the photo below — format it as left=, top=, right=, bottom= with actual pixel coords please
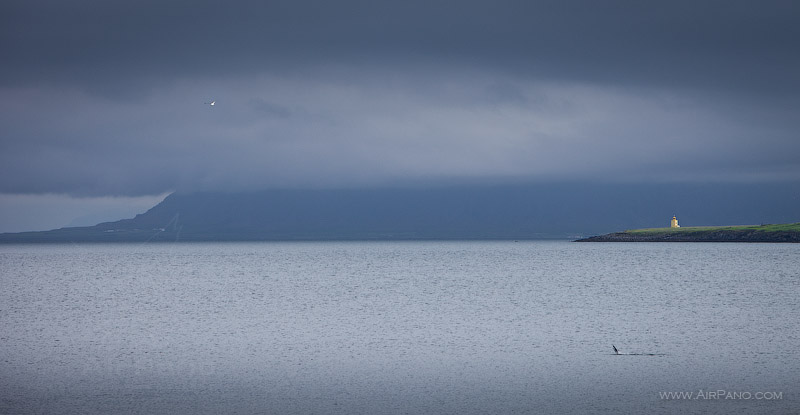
left=2, top=183, right=798, bottom=242
left=1, top=0, right=799, bottom=232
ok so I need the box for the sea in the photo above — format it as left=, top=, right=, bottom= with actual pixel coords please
left=1, top=241, right=798, bottom=414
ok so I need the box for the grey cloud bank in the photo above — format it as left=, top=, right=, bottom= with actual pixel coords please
left=1, top=0, right=799, bottom=230
left=3, top=71, right=798, bottom=196
left=4, top=0, right=799, bottom=92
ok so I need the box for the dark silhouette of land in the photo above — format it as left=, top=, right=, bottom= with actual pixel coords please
left=1, top=183, right=798, bottom=242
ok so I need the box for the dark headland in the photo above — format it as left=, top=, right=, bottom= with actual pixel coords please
left=2, top=184, right=799, bottom=243
left=575, top=223, right=800, bottom=243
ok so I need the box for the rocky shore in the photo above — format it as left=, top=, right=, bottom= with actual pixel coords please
left=576, top=224, right=800, bottom=243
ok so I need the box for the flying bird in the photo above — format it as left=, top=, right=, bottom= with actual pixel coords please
left=205, top=100, right=215, bottom=106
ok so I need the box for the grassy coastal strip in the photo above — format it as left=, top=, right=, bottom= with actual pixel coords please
left=624, top=223, right=800, bottom=234
left=576, top=222, right=800, bottom=242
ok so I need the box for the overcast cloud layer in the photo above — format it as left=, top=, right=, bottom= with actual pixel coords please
left=2, top=0, right=800, bottom=197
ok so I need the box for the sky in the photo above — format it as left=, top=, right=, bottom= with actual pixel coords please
left=1, top=0, right=799, bottom=232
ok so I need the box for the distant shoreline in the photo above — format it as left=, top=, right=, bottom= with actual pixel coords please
left=575, top=223, right=800, bottom=243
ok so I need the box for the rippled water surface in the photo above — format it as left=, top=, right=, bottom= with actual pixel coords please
left=1, top=241, right=799, bottom=414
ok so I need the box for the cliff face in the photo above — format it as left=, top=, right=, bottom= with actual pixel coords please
left=576, top=226, right=800, bottom=242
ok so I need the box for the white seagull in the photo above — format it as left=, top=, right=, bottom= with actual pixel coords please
left=205, top=100, right=216, bottom=106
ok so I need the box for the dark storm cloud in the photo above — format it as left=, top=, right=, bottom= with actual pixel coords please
left=1, top=0, right=799, bottom=196
left=3, top=0, right=799, bottom=94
